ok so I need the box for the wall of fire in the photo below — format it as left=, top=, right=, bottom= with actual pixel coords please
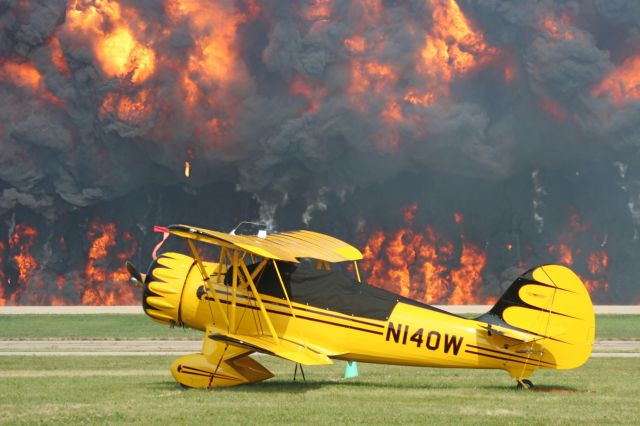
left=1, top=1, right=640, bottom=305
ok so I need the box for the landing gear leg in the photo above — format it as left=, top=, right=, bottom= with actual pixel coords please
left=506, top=366, right=535, bottom=390
left=293, top=363, right=306, bottom=382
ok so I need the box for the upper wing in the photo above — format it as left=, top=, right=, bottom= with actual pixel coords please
left=167, top=224, right=363, bottom=263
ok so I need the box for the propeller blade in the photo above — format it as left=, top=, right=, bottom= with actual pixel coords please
left=126, top=261, right=144, bottom=288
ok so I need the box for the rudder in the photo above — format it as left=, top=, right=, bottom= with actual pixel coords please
left=482, top=264, right=595, bottom=370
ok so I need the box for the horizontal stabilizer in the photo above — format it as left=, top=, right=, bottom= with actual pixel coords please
left=209, top=333, right=333, bottom=366
left=481, top=323, right=538, bottom=343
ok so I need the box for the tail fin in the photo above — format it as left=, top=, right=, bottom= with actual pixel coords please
left=481, top=264, right=595, bottom=370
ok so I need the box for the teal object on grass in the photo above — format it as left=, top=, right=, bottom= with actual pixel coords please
left=344, top=361, right=359, bottom=378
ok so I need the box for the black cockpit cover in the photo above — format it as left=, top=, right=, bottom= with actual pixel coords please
left=245, top=261, right=447, bottom=321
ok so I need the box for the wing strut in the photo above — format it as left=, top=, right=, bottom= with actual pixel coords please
left=237, top=254, right=280, bottom=344
left=230, top=249, right=239, bottom=333
left=353, top=261, right=361, bottom=283
left=272, top=259, right=307, bottom=349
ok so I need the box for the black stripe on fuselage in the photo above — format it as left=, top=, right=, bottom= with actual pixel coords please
left=464, top=349, right=548, bottom=368
left=466, top=344, right=556, bottom=367
left=205, top=296, right=384, bottom=336
left=176, top=364, right=240, bottom=381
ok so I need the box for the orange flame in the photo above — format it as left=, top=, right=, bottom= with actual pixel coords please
left=48, top=36, right=71, bottom=78
left=163, top=0, right=257, bottom=145
left=584, top=249, right=609, bottom=294
left=350, top=61, right=396, bottom=103
left=66, top=0, right=156, bottom=83
left=9, top=225, right=38, bottom=284
left=45, top=275, right=68, bottom=306
left=587, top=250, right=608, bottom=275
left=404, top=91, right=436, bottom=107
left=344, top=35, right=366, bottom=54
left=548, top=212, right=609, bottom=297
left=0, top=60, right=63, bottom=104
left=184, top=161, right=191, bottom=177
left=341, top=0, right=385, bottom=86
left=418, top=228, right=453, bottom=303
left=56, top=275, right=65, bottom=290
left=448, top=242, right=487, bottom=304
left=0, top=241, right=5, bottom=306
left=341, top=0, right=498, bottom=149
left=299, top=0, right=334, bottom=32
left=290, top=76, right=327, bottom=114
left=402, top=203, right=418, bottom=227
left=168, top=0, right=250, bottom=87
left=49, top=294, right=68, bottom=306
left=539, top=98, right=567, bottom=121
left=416, top=0, right=497, bottom=101
left=549, top=243, right=574, bottom=266
left=100, top=90, right=153, bottom=125
left=361, top=204, right=491, bottom=304
left=540, top=14, right=579, bottom=41
left=592, top=55, right=640, bottom=105
left=301, top=0, right=334, bottom=21
left=1, top=61, right=41, bottom=89
left=100, top=27, right=156, bottom=82
left=348, top=58, right=400, bottom=148
left=569, top=211, right=588, bottom=231
left=82, top=220, right=138, bottom=305
left=503, top=64, right=516, bottom=84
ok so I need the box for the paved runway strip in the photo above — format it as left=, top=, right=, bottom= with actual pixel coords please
left=2, top=305, right=639, bottom=314
left=0, top=340, right=200, bottom=356
left=0, top=339, right=637, bottom=357
left=1, top=306, right=636, bottom=357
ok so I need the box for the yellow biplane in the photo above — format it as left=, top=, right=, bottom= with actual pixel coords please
left=127, top=223, right=594, bottom=390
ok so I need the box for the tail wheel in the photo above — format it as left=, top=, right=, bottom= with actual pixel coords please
left=516, top=379, right=533, bottom=390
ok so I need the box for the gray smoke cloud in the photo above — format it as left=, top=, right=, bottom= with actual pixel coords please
left=1, top=0, right=640, bottom=304
left=0, top=0, right=633, bottom=216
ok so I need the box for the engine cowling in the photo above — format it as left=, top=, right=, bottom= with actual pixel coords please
left=142, top=252, right=193, bottom=326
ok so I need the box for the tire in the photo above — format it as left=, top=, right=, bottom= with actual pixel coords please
left=516, top=379, right=533, bottom=390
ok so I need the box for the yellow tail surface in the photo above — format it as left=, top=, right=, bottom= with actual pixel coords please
left=486, top=264, right=595, bottom=370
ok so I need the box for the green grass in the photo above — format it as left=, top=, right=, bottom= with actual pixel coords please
left=0, top=314, right=201, bottom=340
left=2, top=314, right=639, bottom=340
left=0, top=356, right=638, bottom=425
left=592, top=315, right=640, bottom=340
